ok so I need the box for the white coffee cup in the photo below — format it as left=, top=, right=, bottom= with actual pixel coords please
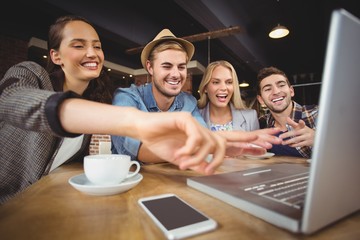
left=84, top=154, right=140, bottom=185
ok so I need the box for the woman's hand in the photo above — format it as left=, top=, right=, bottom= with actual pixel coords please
left=136, top=111, right=226, bottom=175
left=215, top=128, right=282, bottom=157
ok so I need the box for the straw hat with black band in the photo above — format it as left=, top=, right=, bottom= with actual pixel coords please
left=140, top=29, right=195, bottom=70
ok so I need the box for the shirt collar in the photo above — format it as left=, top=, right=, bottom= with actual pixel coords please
left=143, top=83, right=184, bottom=111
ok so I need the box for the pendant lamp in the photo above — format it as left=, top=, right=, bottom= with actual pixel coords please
left=269, top=24, right=289, bottom=39
left=239, top=81, right=249, bottom=87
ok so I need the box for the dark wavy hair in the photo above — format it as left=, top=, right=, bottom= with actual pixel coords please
left=46, top=15, right=114, bottom=104
left=256, top=66, right=290, bottom=95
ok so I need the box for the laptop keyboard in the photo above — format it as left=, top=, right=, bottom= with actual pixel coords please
left=243, top=173, right=309, bottom=209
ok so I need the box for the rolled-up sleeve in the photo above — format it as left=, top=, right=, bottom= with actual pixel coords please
left=45, top=91, right=82, bottom=137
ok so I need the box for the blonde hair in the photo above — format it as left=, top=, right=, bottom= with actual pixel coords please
left=197, top=60, right=246, bottom=109
left=148, top=40, right=189, bottom=67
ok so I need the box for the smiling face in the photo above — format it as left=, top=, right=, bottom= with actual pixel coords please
left=206, top=65, right=234, bottom=109
left=257, top=74, right=294, bottom=114
left=50, top=20, right=104, bottom=87
left=147, top=48, right=187, bottom=99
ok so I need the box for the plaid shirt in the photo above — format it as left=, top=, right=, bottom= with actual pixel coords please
left=259, top=101, right=318, bottom=158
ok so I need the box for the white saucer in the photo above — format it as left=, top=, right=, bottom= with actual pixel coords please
left=68, top=172, right=143, bottom=196
left=243, top=152, right=275, bottom=160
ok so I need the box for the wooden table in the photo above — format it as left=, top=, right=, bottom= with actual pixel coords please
left=0, top=156, right=359, bottom=240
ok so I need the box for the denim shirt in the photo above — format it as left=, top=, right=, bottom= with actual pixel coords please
left=111, top=83, right=206, bottom=160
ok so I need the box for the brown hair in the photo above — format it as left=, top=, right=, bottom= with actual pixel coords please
left=46, top=15, right=114, bottom=104
left=256, top=66, right=290, bottom=95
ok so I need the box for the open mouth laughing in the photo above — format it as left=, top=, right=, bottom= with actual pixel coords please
left=82, top=62, right=98, bottom=70
left=216, top=93, right=228, bottom=102
left=272, top=96, right=284, bottom=103
left=165, top=79, right=181, bottom=85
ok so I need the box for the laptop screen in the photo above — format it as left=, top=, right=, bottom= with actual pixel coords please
left=301, top=8, right=360, bottom=233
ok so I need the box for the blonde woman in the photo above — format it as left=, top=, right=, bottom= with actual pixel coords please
left=198, top=60, right=259, bottom=131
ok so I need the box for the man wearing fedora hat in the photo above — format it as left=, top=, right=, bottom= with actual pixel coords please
left=111, top=29, right=282, bottom=163
left=111, top=29, right=207, bottom=162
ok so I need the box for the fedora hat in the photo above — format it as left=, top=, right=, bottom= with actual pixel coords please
left=140, top=29, right=195, bottom=69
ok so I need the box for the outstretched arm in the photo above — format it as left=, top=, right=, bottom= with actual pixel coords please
left=58, top=98, right=226, bottom=175
left=59, top=99, right=282, bottom=174
left=216, top=128, right=282, bottom=157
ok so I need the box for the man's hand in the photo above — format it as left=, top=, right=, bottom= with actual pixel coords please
left=279, top=117, right=315, bottom=147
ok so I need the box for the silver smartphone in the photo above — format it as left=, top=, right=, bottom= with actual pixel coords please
left=138, top=193, right=217, bottom=239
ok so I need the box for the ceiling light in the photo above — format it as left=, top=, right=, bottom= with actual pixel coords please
left=239, top=81, right=249, bottom=87
left=269, top=24, right=289, bottom=39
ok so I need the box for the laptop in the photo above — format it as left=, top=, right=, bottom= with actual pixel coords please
left=187, top=8, right=360, bottom=234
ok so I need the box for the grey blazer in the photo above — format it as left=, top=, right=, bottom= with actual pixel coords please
left=199, top=103, right=259, bottom=131
left=0, top=61, right=90, bottom=204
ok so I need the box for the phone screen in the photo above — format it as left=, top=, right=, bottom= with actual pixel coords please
left=138, top=193, right=217, bottom=239
left=141, top=195, right=208, bottom=230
